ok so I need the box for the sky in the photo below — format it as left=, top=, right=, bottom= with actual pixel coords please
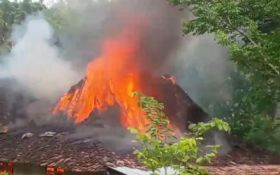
left=8, top=0, right=114, bottom=7
left=8, top=0, right=60, bottom=7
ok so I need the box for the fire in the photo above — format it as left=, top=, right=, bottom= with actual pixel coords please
left=53, top=20, right=150, bottom=131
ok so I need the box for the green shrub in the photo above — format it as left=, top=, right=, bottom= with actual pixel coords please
left=130, top=92, right=230, bottom=175
left=222, top=74, right=280, bottom=153
left=228, top=113, right=280, bottom=152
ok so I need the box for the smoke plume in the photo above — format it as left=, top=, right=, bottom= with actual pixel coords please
left=0, top=0, right=233, bottom=152
left=172, top=35, right=233, bottom=113
left=56, top=0, right=183, bottom=73
left=54, top=0, right=233, bottom=112
left=0, top=14, right=80, bottom=127
left=0, top=14, right=79, bottom=101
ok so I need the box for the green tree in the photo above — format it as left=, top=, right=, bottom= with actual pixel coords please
left=45, top=1, right=76, bottom=33
left=0, top=0, right=45, bottom=52
left=169, top=0, right=280, bottom=151
left=131, top=92, right=230, bottom=175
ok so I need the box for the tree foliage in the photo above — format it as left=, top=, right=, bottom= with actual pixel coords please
left=131, top=92, right=230, bottom=175
left=0, top=0, right=45, bottom=52
left=169, top=0, right=280, bottom=151
left=45, top=1, right=76, bottom=33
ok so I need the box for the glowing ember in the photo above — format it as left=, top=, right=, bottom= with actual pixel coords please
left=53, top=20, right=150, bottom=131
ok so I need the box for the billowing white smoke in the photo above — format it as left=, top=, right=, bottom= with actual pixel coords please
left=0, top=14, right=79, bottom=101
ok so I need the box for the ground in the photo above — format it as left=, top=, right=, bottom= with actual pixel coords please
left=0, top=90, right=279, bottom=175
left=0, top=127, right=279, bottom=175
left=209, top=142, right=280, bottom=175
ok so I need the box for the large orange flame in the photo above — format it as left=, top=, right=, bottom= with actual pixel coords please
left=53, top=20, right=150, bottom=131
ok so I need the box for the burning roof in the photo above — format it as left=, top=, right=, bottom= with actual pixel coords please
left=52, top=19, right=208, bottom=132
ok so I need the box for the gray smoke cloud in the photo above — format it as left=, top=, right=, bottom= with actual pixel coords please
left=54, top=0, right=233, bottom=111
left=0, top=14, right=80, bottom=127
left=55, top=0, right=183, bottom=72
left=0, top=14, right=80, bottom=101
left=171, top=35, right=233, bottom=113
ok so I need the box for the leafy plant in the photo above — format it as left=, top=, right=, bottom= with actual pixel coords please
left=0, top=0, right=45, bottom=52
left=45, top=2, right=77, bottom=33
left=130, top=92, right=230, bottom=175
left=245, top=117, right=280, bottom=151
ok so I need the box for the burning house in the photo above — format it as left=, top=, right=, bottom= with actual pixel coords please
left=0, top=0, right=237, bottom=174
left=52, top=19, right=208, bottom=133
